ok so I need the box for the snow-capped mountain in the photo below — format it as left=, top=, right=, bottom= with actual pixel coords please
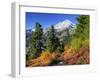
left=53, top=19, right=76, bottom=42
left=54, top=19, right=75, bottom=32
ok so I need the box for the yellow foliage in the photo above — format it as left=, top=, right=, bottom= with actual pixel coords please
left=26, top=51, right=54, bottom=67
left=64, top=46, right=76, bottom=56
left=39, top=51, right=52, bottom=60
left=38, top=51, right=53, bottom=66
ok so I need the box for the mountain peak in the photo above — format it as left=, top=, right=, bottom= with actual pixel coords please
left=54, top=19, right=75, bottom=31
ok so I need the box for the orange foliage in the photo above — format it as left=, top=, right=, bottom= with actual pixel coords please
left=38, top=51, right=53, bottom=66
left=63, top=46, right=77, bottom=61
left=63, top=44, right=89, bottom=65
left=26, top=51, right=54, bottom=67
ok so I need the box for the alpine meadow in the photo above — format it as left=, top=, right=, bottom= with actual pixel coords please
left=26, top=12, right=90, bottom=67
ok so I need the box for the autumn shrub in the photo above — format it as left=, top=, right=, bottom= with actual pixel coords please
left=49, top=52, right=63, bottom=65
left=26, top=51, right=60, bottom=67
left=75, top=48, right=89, bottom=64
left=75, top=53, right=89, bottom=64
left=26, top=59, right=38, bottom=67
left=63, top=40, right=89, bottom=65
left=75, top=39, right=90, bottom=64
left=63, top=46, right=77, bottom=63
left=38, top=51, right=53, bottom=66
left=30, top=59, right=41, bottom=67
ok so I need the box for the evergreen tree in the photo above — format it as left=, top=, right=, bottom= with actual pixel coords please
left=29, top=22, right=43, bottom=57
left=61, top=28, right=71, bottom=45
left=56, top=43, right=64, bottom=53
left=46, top=25, right=60, bottom=53
left=71, top=15, right=89, bottom=49
left=74, top=15, right=89, bottom=40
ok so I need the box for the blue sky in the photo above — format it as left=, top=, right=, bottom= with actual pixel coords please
left=26, top=12, right=80, bottom=30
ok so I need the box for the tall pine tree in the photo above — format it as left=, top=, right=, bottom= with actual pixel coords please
left=71, top=15, right=89, bottom=50
left=46, top=25, right=61, bottom=53
left=74, top=15, right=89, bottom=40
left=29, top=22, right=43, bottom=57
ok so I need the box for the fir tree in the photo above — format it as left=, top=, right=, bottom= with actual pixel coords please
left=29, top=22, right=43, bottom=57
left=46, top=25, right=60, bottom=53
left=71, top=15, right=90, bottom=50
left=74, top=15, right=89, bottom=40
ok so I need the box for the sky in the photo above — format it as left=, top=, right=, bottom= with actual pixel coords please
left=26, top=12, right=80, bottom=30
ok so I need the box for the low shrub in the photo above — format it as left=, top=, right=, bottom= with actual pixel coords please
left=75, top=41, right=90, bottom=64
left=37, top=51, right=53, bottom=66
left=63, top=46, right=77, bottom=61
left=63, top=40, right=89, bottom=65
